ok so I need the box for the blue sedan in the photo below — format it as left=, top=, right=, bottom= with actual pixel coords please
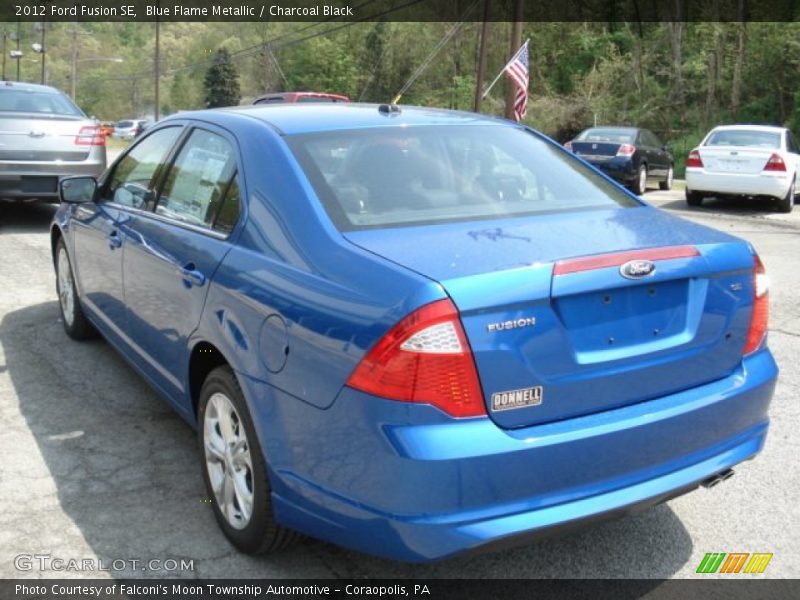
left=51, top=104, right=777, bottom=562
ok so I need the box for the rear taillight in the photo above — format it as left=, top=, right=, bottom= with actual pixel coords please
left=743, top=254, right=769, bottom=355
left=346, top=299, right=485, bottom=418
left=616, top=144, right=636, bottom=157
left=763, top=153, right=786, bottom=172
left=564, top=141, right=574, bottom=151
left=686, top=150, right=704, bottom=168
left=75, top=126, right=105, bottom=146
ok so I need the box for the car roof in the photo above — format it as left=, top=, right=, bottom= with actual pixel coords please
left=710, top=124, right=786, bottom=133
left=585, top=126, right=639, bottom=132
left=168, top=103, right=513, bottom=136
left=0, top=81, right=64, bottom=95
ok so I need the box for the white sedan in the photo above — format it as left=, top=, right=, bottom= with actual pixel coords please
left=685, top=125, right=799, bottom=213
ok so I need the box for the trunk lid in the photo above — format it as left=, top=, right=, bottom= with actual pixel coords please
left=571, top=141, right=621, bottom=160
left=0, top=114, right=92, bottom=161
left=345, top=207, right=755, bottom=428
left=698, top=146, right=776, bottom=175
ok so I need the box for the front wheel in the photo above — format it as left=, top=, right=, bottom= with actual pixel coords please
left=55, top=238, right=96, bottom=340
left=198, top=366, right=299, bottom=554
left=631, top=165, right=647, bottom=195
left=659, top=166, right=674, bottom=191
left=777, top=178, right=795, bottom=213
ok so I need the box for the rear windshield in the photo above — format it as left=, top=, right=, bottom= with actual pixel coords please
left=576, top=128, right=636, bottom=144
left=287, top=125, right=639, bottom=231
left=705, top=129, right=781, bottom=149
left=0, top=89, right=83, bottom=116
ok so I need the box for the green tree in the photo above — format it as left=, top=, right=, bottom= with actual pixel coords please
left=203, top=48, right=241, bottom=108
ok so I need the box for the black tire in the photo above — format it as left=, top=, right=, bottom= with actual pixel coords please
left=198, top=365, right=299, bottom=554
left=631, top=164, right=647, bottom=195
left=55, top=238, right=96, bottom=340
left=777, top=177, right=795, bottom=213
left=686, top=189, right=704, bottom=207
left=659, top=165, right=674, bottom=191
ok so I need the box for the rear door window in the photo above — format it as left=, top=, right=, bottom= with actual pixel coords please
left=155, top=128, right=238, bottom=231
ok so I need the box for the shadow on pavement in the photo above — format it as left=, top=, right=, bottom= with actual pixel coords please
left=1, top=300, right=693, bottom=579
left=654, top=193, right=793, bottom=218
left=0, top=202, right=59, bottom=234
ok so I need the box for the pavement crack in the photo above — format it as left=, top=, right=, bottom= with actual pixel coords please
left=771, top=328, right=800, bottom=339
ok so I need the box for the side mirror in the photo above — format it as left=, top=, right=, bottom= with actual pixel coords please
left=60, top=176, right=97, bottom=204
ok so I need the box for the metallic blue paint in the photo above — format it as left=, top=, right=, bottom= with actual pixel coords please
left=51, top=104, right=778, bottom=562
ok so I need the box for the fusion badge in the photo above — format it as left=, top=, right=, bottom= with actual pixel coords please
left=491, top=386, right=543, bottom=412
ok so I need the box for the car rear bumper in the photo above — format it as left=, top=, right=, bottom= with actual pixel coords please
left=686, top=169, right=792, bottom=198
left=241, top=349, right=777, bottom=562
left=0, top=156, right=105, bottom=201
left=579, top=156, right=637, bottom=183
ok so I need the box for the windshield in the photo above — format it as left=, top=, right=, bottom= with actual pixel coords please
left=288, top=125, right=639, bottom=231
left=116, top=120, right=135, bottom=128
left=0, top=89, right=84, bottom=116
left=705, top=129, right=781, bottom=149
left=576, top=128, right=636, bottom=144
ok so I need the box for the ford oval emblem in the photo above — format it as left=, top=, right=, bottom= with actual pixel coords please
left=620, top=259, right=656, bottom=279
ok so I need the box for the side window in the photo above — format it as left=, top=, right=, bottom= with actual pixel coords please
left=213, top=175, right=241, bottom=234
left=103, top=127, right=182, bottom=209
left=647, top=130, right=663, bottom=148
left=786, top=131, right=799, bottom=154
left=156, top=129, right=237, bottom=229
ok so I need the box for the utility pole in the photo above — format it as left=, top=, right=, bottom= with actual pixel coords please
left=504, top=0, right=524, bottom=120
left=70, top=30, right=78, bottom=98
left=2, top=32, right=7, bottom=81
left=473, top=0, right=491, bottom=113
left=40, top=20, right=46, bottom=84
left=154, top=16, right=160, bottom=120
left=68, top=27, right=92, bottom=100
left=15, top=21, right=21, bottom=82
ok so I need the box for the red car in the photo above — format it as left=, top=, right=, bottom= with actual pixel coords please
left=253, top=92, right=350, bottom=105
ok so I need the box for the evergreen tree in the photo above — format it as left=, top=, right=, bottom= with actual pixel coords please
left=203, top=48, right=241, bottom=108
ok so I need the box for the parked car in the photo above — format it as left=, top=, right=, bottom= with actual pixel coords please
left=98, top=121, right=115, bottom=138
left=0, top=81, right=106, bottom=203
left=51, top=104, right=777, bottom=562
left=252, top=91, right=350, bottom=105
left=685, top=124, right=799, bottom=213
left=565, top=126, right=674, bottom=194
left=113, top=119, right=148, bottom=140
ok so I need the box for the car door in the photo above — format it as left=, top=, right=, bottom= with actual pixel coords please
left=121, top=125, right=242, bottom=410
left=638, top=130, right=663, bottom=177
left=647, top=130, right=670, bottom=176
left=71, top=126, right=183, bottom=341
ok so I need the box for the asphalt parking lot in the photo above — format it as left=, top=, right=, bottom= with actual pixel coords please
left=0, top=185, right=797, bottom=579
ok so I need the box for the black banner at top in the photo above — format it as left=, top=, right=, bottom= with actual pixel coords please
left=2, top=0, right=800, bottom=23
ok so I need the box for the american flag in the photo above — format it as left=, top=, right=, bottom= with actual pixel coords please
left=503, top=41, right=529, bottom=122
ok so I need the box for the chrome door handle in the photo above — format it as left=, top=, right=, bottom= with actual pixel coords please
left=108, top=231, right=122, bottom=249
left=179, top=263, right=206, bottom=287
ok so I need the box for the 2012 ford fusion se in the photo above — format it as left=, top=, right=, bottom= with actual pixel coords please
left=50, top=104, right=778, bottom=562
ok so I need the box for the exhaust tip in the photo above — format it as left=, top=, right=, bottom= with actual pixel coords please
left=702, top=468, right=735, bottom=489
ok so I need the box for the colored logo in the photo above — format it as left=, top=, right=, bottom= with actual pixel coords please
left=619, top=259, right=656, bottom=279
left=696, top=552, right=773, bottom=574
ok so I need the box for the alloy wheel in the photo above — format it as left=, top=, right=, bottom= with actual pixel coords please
left=203, top=392, right=255, bottom=530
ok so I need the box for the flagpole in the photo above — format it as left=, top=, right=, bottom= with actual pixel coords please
left=505, top=1, right=525, bottom=120
left=481, top=39, right=528, bottom=100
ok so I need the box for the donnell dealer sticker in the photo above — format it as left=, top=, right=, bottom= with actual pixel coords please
left=491, top=386, right=543, bottom=411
